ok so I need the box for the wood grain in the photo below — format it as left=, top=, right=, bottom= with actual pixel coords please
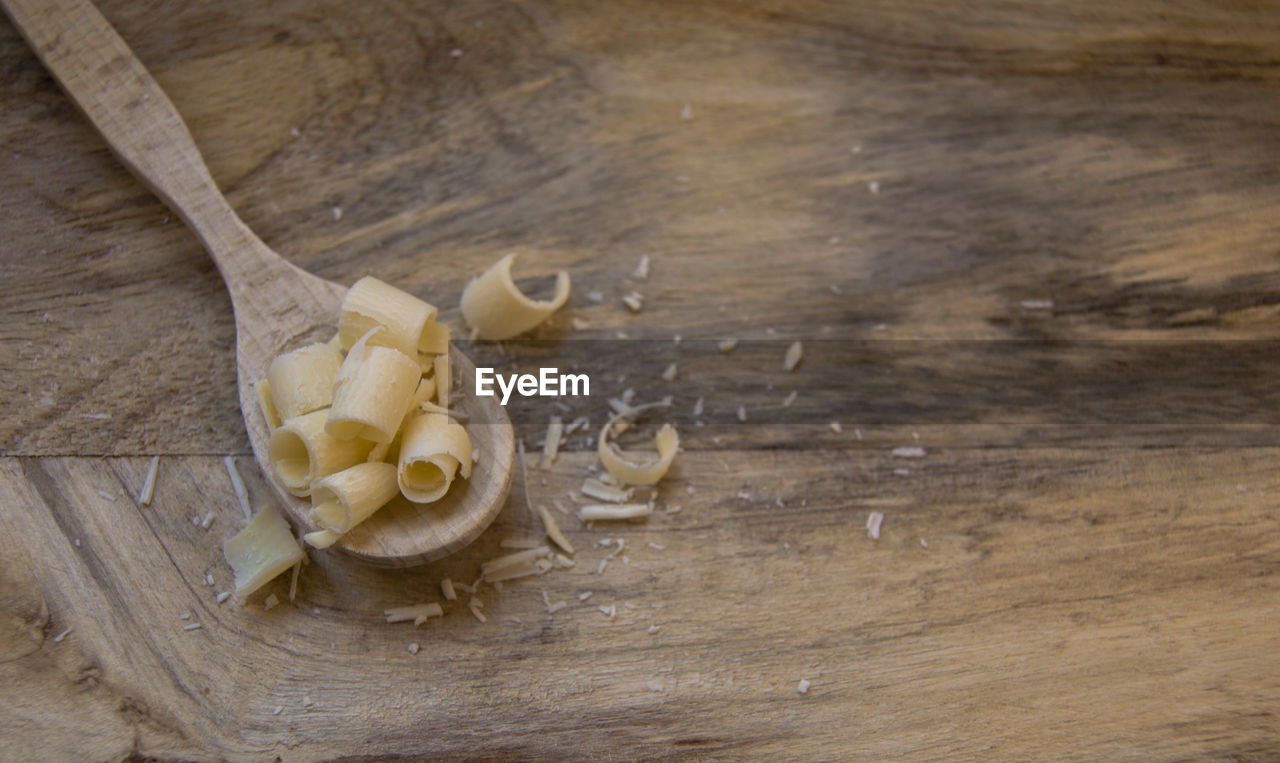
left=3, top=450, right=1278, bottom=758
left=2, top=0, right=1280, bottom=756
left=2, top=0, right=516, bottom=564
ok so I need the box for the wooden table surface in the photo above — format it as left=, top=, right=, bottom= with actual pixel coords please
left=3, top=0, right=1279, bottom=758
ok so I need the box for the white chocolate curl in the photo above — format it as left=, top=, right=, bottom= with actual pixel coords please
left=269, top=409, right=375, bottom=497
left=328, top=342, right=420, bottom=443
left=398, top=413, right=473, bottom=503
left=597, top=402, right=680, bottom=485
left=266, top=343, right=344, bottom=421
left=309, top=462, right=401, bottom=535
left=338, top=276, right=439, bottom=357
left=460, top=253, right=570, bottom=340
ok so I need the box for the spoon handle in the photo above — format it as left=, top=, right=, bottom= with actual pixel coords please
left=2, top=0, right=281, bottom=289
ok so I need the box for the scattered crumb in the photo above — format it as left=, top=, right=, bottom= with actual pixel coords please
left=1021, top=299, right=1055, bottom=310
left=200, top=512, right=215, bottom=529
left=647, top=624, right=661, bottom=635
left=408, top=643, right=420, bottom=655
left=893, top=446, right=927, bottom=458
left=586, top=290, right=605, bottom=303
left=893, top=468, right=911, bottom=476
left=539, top=503, right=575, bottom=555
left=622, top=291, right=644, bottom=312
left=441, top=578, right=457, bottom=601
left=449, top=48, right=463, bottom=57
left=468, top=599, right=487, bottom=623
left=580, top=503, right=651, bottom=521
left=867, top=512, right=884, bottom=540
left=578, top=591, right=594, bottom=601
left=182, top=623, right=203, bottom=631
left=572, top=317, right=590, bottom=330
left=737, top=405, right=747, bottom=422
left=868, top=180, right=880, bottom=194
left=216, top=592, right=230, bottom=604
left=264, top=594, right=280, bottom=611
left=718, top=339, right=738, bottom=353
left=829, top=421, right=843, bottom=434
left=52, top=627, right=72, bottom=643
left=920, top=538, right=929, bottom=548
left=647, top=681, right=664, bottom=693
left=633, top=254, right=650, bottom=280
left=797, top=678, right=811, bottom=695
left=224, top=456, right=251, bottom=520
left=331, top=205, right=342, bottom=221
left=179, top=612, right=190, bottom=620
left=782, top=390, right=798, bottom=407
left=95, top=489, right=116, bottom=502
left=680, top=102, right=693, bottom=120
left=647, top=542, right=665, bottom=551
left=662, top=363, right=678, bottom=382
left=693, top=397, right=704, bottom=416
left=73, top=538, right=81, bottom=548
left=303, top=695, right=314, bottom=708
left=599, top=604, right=617, bottom=619
left=783, top=341, right=803, bottom=372
left=137, top=455, right=159, bottom=506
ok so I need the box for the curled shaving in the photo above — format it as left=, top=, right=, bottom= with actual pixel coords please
left=398, top=413, right=473, bottom=503
left=310, top=461, right=401, bottom=535
left=338, top=275, right=438, bottom=357
left=266, top=343, right=343, bottom=420
left=597, top=399, right=679, bottom=486
left=460, top=253, right=570, bottom=340
left=327, top=329, right=420, bottom=443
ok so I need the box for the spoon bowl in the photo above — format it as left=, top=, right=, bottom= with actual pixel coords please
left=4, top=0, right=514, bottom=565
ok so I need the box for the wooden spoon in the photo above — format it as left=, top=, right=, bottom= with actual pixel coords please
left=3, top=0, right=514, bottom=566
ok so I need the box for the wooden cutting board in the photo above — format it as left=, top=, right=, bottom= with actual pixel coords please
left=3, top=0, right=1279, bottom=757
